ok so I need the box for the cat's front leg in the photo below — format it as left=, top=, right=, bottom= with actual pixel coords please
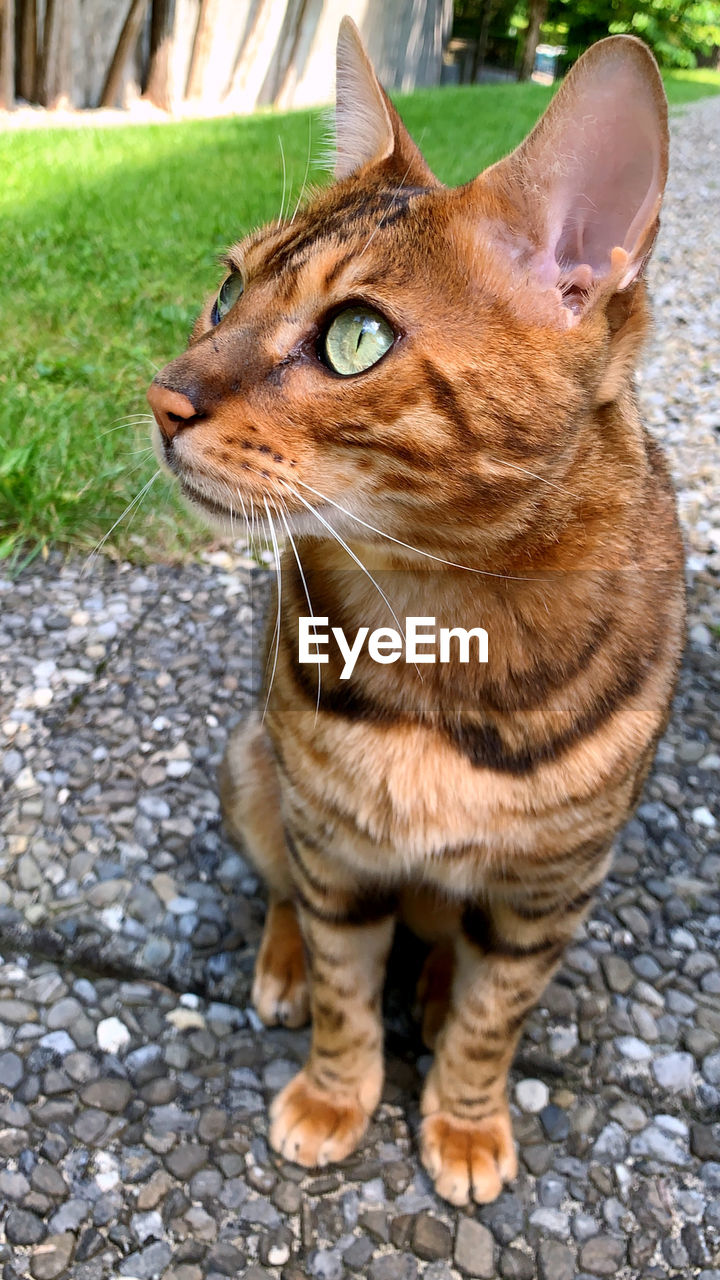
left=269, top=833, right=396, bottom=1168
left=420, top=871, right=606, bottom=1205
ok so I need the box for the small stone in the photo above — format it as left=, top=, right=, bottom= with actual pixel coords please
left=118, top=1241, right=172, bottom=1278
left=412, top=1214, right=452, bottom=1261
left=46, top=997, right=82, bottom=1030
left=653, top=1051, right=695, bottom=1092
left=539, top=1104, right=569, bottom=1142
left=39, top=1030, right=76, bottom=1056
left=691, top=1124, right=720, bottom=1161
left=602, top=955, right=634, bottom=994
left=5, top=1208, right=47, bottom=1245
left=499, top=1247, right=534, bottom=1280
left=207, top=1242, right=248, bottom=1275
left=30, top=1232, right=75, bottom=1279
left=369, top=1255, right=418, bottom=1280
left=615, top=1035, right=652, bottom=1061
left=0, top=1051, right=23, bottom=1090
left=80, top=1079, right=133, bottom=1115
left=530, top=1207, right=570, bottom=1238
left=165, top=1143, right=209, bottom=1180
left=538, top=1241, right=576, bottom=1280
left=131, top=1210, right=163, bottom=1244
left=515, top=1078, right=550, bottom=1113
left=96, top=1017, right=130, bottom=1054
left=702, top=1052, right=720, bottom=1086
left=593, top=1123, right=629, bottom=1161
left=0, top=1169, right=31, bottom=1199
left=454, top=1218, right=496, bottom=1277
left=343, top=1237, right=374, bottom=1270
left=579, top=1235, right=626, bottom=1275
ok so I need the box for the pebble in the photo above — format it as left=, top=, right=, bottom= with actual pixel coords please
left=96, top=1017, right=130, bottom=1054
left=515, top=1079, right=550, bottom=1113
left=652, top=1050, right=695, bottom=1092
left=454, top=1218, right=496, bottom=1277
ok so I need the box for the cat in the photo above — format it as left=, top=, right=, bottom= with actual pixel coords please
left=147, top=19, right=685, bottom=1206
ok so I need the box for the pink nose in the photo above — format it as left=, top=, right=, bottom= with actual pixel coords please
left=147, top=383, right=200, bottom=441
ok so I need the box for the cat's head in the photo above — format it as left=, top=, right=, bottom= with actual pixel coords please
left=148, top=20, right=667, bottom=560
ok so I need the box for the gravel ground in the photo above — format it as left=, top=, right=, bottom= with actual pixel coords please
left=1, top=97, right=719, bottom=1280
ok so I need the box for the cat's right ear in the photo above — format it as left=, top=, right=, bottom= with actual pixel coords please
left=334, top=18, right=436, bottom=184
left=467, top=36, right=668, bottom=327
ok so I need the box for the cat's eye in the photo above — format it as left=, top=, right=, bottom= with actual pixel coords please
left=213, top=271, right=244, bottom=324
left=322, top=307, right=394, bottom=376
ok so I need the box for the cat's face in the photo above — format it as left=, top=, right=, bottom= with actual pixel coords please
left=148, top=23, right=667, bottom=560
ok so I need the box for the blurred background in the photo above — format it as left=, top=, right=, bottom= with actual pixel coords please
left=0, top=0, right=718, bottom=569
left=1, top=0, right=718, bottom=116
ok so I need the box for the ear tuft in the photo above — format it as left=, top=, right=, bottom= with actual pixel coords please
left=334, top=17, right=395, bottom=179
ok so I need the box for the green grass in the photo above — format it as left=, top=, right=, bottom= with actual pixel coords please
left=2, top=70, right=719, bottom=566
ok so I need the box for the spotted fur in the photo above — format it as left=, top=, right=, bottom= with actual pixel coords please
left=149, top=21, right=685, bottom=1204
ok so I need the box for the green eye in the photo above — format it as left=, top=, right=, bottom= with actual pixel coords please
left=215, top=271, right=244, bottom=322
left=323, top=307, right=394, bottom=376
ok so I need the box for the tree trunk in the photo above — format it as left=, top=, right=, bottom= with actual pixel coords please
left=144, top=0, right=175, bottom=110
left=36, top=0, right=73, bottom=106
left=17, top=0, right=36, bottom=102
left=518, top=0, right=548, bottom=81
left=100, top=0, right=150, bottom=108
left=0, top=0, right=15, bottom=109
left=471, top=0, right=498, bottom=83
left=185, top=0, right=220, bottom=101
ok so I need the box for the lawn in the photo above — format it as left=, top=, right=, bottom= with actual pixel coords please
left=1, top=68, right=718, bottom=567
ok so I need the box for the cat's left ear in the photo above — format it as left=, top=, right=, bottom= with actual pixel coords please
left=334, top=17, right=436, bottom=184
left=475, top=36, right=668, bottom=321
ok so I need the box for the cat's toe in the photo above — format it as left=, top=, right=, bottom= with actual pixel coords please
left=252, top=938, right=309, bottom=1028
left=420, top=1109, right=517, bottom=1206
left=269, top=1070, right=368, bottom=1167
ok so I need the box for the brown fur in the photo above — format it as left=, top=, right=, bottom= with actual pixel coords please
left=148, top=22, right=685, bottom=1205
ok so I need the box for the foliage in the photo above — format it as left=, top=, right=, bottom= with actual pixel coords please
left=548, top=0, right=720, bottom=70
left=1, top=74, right=719, bottom=564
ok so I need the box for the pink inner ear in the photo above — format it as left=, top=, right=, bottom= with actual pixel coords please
left=539, top=54, right=665, bottom=286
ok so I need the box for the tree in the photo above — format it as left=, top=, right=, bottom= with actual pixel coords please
left=144, top=0, right=176, bottom=110
left=17, top=0, right=37, bottom=102
left=185, top=0, right=221, bottom=100
left=519, top=0, right=548, bottom=80
left=0, top=0, right=14, bottom=108
left=100, top=0, right=150, bottom=107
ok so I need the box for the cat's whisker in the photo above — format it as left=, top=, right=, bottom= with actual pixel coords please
left=262, top=497, right=283, bottom=721
left=290, top=115, right=313, bottom=226
left=278, top=496, right=322, bottom=721
left=288, top=477, right=535, bottom=582
left=99, top=415, right=154, bottom=438
left=279, top=480, right=409, bottom=644
left=359, top=161, right=415, bottom=258
left=83, top=470, right=161, bottom=575
left=234, top=488, right=252, bottom=548
left=485, top=455, right=581, bottom=501
left=277, top=135, right=288, bottom=223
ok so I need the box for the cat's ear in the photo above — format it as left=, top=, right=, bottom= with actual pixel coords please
left=476, top=36, right=668, bottom=320
left=334, top=17, right=435, bottom=183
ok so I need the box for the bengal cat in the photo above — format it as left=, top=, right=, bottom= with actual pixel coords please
left=147, top=20, right=685, bottom=1205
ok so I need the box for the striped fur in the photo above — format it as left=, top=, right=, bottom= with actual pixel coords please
left=150, top=24, right=685, bottom=1205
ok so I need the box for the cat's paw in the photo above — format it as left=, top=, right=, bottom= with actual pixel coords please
left=252, top=916, right=309, bottom=1028
left=419, top=1109, right=517, bottom=1206
left=269, top=1071, right=369, bottom=1167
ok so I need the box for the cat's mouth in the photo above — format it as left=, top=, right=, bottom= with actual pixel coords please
left=178, top=477, right=232, bottom=518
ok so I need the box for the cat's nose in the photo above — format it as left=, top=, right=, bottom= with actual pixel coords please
left=147, top=382, right=202, bottom=441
